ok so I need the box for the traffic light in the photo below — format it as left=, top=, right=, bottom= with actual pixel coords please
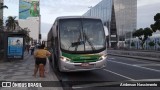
left=39, top=34, right=41, bottom=39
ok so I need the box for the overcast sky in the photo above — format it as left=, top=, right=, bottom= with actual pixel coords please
left=3, top=0, right=160, bottom=40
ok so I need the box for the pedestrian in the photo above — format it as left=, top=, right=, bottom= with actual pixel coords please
left=26, top=45, right=30, bottom=54
left=30, top=44, right=35, bottom=55
left=33, top=44, right=51, bottom=78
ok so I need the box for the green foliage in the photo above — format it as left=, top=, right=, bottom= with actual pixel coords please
left=150, top=13, right=160, bottom=32
left=148, top=41, right=155, bottom=47
left=0, top=19, right=3, bottom=28
left=5, top=16, right=19, bottom=31
left=131, top=42, right=135, bottom=47
left=0, top=5, right=8, bottom=9
left=132, top=27, right=153, bottom=49
left=158, top=42, right=160, bottom=46
left=18, top=28, right=31, bottom=44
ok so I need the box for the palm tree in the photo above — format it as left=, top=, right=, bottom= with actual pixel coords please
left=0, top=5, right=8, bottom=29
left=5, top=16, right=19, bottom=31
left=0, top=5, right=8, bottom=9
left=0, top=19, right=3, bottom=29
left=18, top=28, right=31, bottom=44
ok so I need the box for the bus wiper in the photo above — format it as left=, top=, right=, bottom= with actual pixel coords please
left=83, top=32, right=96, bottom=51
left=71, top=41, right=84, bottom=47
left=68, top=33, right=83, bottom=51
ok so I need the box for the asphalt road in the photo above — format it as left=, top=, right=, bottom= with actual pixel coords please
left=51, top=55, right=160, bottom=90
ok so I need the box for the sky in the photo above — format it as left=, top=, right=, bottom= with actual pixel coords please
left=3, top=0, right=160, bottom=40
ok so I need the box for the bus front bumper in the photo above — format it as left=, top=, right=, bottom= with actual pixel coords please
left=59, top=59, right=107, bottom=72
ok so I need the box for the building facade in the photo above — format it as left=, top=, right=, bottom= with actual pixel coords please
left=19, top=0, right=40, bottom=44
left=83, top=0, right=137, bottom=48
left=18, top=17, right=40, bottom=44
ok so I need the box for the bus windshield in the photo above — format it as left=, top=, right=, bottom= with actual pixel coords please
left=59, top=18, right=105, bottom=53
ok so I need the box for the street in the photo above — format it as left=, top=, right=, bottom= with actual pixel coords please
left=52, top=55, right=160, bottom=90
left=1, top=53, right=160, bottom=90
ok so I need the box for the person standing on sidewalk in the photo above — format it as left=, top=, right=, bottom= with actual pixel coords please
left=30, top=44, right=35, bottom=55
left=26, top=45, right=30, bottom=54
left=33, top=44, right=51, bottom=78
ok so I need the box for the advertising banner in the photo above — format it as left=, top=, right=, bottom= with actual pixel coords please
left=7, top=37, right=23, bottom=59
left=19, top=0, right=39, bottom=19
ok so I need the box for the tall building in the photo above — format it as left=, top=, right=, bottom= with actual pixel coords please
left=83, top=0, right=137, bottom=48
left=19, top=0, right=40, bottom=44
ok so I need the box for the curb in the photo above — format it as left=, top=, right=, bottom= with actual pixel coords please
left=108, top=53, right=160, bottom=62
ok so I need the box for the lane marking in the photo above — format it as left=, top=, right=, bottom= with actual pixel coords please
left=103, top=69, right=134, bottom=80
left=108, top=58, right=115, bottom=60
left=72, top=81, right=123, bottom=89
left=108, top=60, right=160, bottom=73
left=133, top=64, right=160, bottom=66
left=108, top=56, right=157, bottom=64
left=131, top=78, right=160, bottom=82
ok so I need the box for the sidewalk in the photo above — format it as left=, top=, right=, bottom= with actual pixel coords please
left=0, top=52, right=63, bottom=90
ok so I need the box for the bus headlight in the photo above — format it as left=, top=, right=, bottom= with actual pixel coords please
left=60, top=56, right=71, bottom=62
left=99, top=55, right=107, bottom=60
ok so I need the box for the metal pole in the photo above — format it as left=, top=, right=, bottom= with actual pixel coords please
left=39, top=15, right=41, bottom=44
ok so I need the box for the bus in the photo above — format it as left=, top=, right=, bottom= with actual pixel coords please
left=47, top=16, right=107, bottom=72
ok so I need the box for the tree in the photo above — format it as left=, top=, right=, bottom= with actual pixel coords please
left=133, top=27, right=153, bottom=49
left=158, top=42, right=160, bottom=46
left=148, top=41, right=155, bottom=46
left=150, top=13, right=160, bottom=32
left=131, top=42, right=135, bottom=47
left=148, top=41, right=155, bottom=50
left=5, top=16, right=19, bottom=31
left=0, top=5, right=8, bottom=9
left=18, top=28, right=31, bottom=44
left=0, top=19, right=3, bottom=29
left=0, top=5, right=8, bottom=29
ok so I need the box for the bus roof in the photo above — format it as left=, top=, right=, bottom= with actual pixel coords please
left=55, top=16, right=101, bottom=20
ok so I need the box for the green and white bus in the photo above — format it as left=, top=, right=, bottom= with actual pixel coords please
left=47, top=16, right=107, bottom=72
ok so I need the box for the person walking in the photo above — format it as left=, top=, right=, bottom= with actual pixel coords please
left=33, top=44, right=51, bottom=78
left=30, top=44, right=35, bottom=55
left=26, top=45, right=30, bottom=54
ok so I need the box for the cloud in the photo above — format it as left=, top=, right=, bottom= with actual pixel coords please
left=41, top=0, right=102, bottom=24
left=137, top=0, right=160, bottom=7
left=137, top=2, right=160, bottom=28
left=41, top=22, right=52, bottom=40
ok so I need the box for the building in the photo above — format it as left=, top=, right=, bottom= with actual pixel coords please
left=83, top=0, right=137, bottom=48
left=18, top=17, right=40, bottom=44
left=19, top=0, right=40, bottom=44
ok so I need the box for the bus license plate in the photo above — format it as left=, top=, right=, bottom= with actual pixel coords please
left=81, top=63, right=89, bottom=67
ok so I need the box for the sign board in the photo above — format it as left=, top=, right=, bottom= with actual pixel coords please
left=19, top=0, right=40, bottom=19
left=7, top=37, right=24, bottom=59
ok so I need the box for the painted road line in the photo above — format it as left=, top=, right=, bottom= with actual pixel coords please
left=108, top=60, right=160, bottom=73
left=103, top=69, right=134, bottom=80
left=131, top=78, right=160, bottom=82
left=72, top=81, right=123, bottom=89
left=72, top=69, right=134, bottom=89
left=133, top=64, right=160, bottom=66
left=109, top=56, right=156, bottom=64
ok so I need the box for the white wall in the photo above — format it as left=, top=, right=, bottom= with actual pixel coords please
left=18, top=17, right=39, bottom=42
